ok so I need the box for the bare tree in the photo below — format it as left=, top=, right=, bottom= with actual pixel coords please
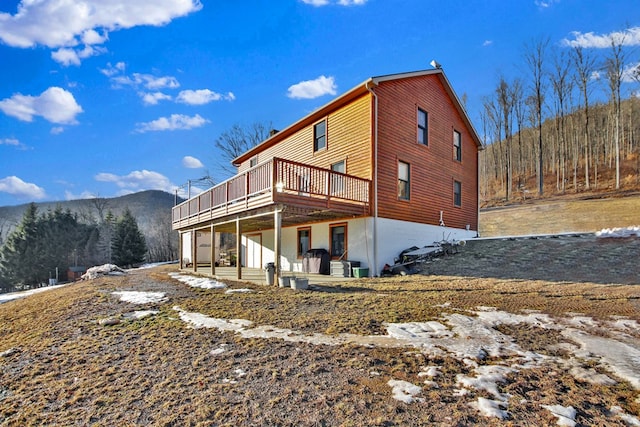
left=550, top=47, right=573, bottom=192
left=604, top=33, right=627, bottom=189
left=571, top=46, right=597, bottom=190
left=524, top=37, right=550, bottom=195
left=495, top=76, right=516, bottom=200
left=214, top=122, right=273, bottom=175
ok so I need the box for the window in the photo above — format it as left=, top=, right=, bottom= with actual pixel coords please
left=454, top=180, right=462, bottom=207
left=398, top=161, right=410, bottom=200
left=331, top=160, right=345, bottom=195
left=250, top=156, right=258, bottom=167
left=314, top=120, right=326, bottom=152
left=297, top=227, right=311, bottom=258
left=417, top=108, right=428, bottom=145
left=454, top=130, right=462, bottom=161
left=330, top=223, right=347, bottom=259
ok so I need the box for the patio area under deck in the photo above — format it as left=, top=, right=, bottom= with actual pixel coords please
left=183, top=266, right=359, bottom=287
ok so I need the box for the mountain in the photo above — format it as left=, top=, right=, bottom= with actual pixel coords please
left=0, top=190, right=184, bottom=245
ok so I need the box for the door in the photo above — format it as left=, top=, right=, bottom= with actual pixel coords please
left=245, top=233, right=263, bottom=268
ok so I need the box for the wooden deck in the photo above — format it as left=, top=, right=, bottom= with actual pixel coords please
left=172, top=158, right=371, bottom=231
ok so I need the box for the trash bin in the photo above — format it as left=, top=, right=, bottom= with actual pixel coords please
left=264, top=262, right=275, bottom=286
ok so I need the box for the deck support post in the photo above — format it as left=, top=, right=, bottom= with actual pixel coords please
left=178, top=231, right=183, bottom=269
left=236, top=218, right=242, bottom=280
left=192, top=229, right=197, bottom=273
left=274, top=209, right=282, bottom=279
left=210, top=224, right=216, bottom=276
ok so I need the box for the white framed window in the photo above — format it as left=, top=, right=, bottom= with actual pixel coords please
left=398, top=161, right=410, bottom=200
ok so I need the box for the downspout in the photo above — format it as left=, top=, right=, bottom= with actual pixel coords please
left=366, top=80, right=379, bottom=275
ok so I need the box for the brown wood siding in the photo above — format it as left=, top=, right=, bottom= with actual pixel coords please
left=375, top=75, right=479, bottom=230
left=237, top=94, right=373, bottom=180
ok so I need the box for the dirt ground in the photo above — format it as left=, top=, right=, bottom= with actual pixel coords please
left=0, top=234, right=639, bottom=426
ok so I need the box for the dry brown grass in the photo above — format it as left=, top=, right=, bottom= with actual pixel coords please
left=1, top=261, right=639, bottom=426
left=480, top=194, right=640, bottom=237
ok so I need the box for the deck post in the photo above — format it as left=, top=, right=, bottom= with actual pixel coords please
left=178, top=231, right=183, bottom=269
left=274, top=209, right=282, bottom=279
left=210, top=224, right=216, bottom=276
left=236, top=217, right=242, bottom=280
left=192, top=229, right=197, bottom=273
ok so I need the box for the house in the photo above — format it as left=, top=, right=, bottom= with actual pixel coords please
left=172, top=68, right=482, bottom=279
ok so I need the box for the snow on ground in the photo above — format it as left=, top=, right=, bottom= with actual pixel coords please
left=170, top=302, right=640, bottom=421
left=596, top=225, right=640, bottom=238
left=82, top=264, right=126, bottom=280
left=168, top=272, right=227, bottom=289
left=112, top=291, right=167, bottom=304
left=0, top=283, right=67, bottom=304
left=541, top=404, right=577, bottom=426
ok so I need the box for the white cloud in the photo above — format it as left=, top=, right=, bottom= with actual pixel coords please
left=0, top=1, right=203, bottom=65
left=95, top=169, right=175, bottom=192
left=100, top=61, right=126, bottom=77
left=0, top=176, right=46, bottom=200
left=64, top=190, right=97, bottom=201
left=176, top=89, right=235, bottom=105
left=135, top=114, right=209, bottom=133
left=0, top=138, right=20, bottom=146
left=301, top=0, right=330, bottom=5
left=0, top=87, right=83, bottom=124
left=287, top=75, right=337, bottom=99
left=535, top=0, right=559, bottom=8
left=623, top=62, right=640, bottom=83
left=483, top=40, right=493, bottom=47
left=50, top=126, right=64, bottom=135
left=301, top=0, right=368, bottom=5
left=182, top=156, right=204, bottom=168
left=112, top=73, right=180, bottom=90
left=562, top=26, right=640, bottom=48
left=140, top=91, right=172, bottom=105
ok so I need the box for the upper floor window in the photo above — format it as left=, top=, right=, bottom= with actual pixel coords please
left=417, top=108, right=428, bottom=146
left=398, top=161, right=410, bottom=200
left=314, top=120, right=326, bottom=152
left=454, top=180, right=462, bottom=207
left=250, top=156, right=258, bottom=167
left=453, top=130, right=462, bottom=161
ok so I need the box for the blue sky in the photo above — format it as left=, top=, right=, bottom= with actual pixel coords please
left=0, top=0, right=638, bottom=207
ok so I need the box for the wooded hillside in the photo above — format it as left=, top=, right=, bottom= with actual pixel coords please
left=479, top=37, right=640, bottom=206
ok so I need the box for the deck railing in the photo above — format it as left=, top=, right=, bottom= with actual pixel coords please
left=172, top=158, right=370, bottom=226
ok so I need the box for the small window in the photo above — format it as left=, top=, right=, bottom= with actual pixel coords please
left=454, top=130, right=462, bottom=161
left=454, top=180, right=462, bottom=207
left=297, top=227, right=311, bottom=258
left=314, top=120, right=326, bottom=152
left=329, top=223, right=347, bottom=259
left=417, top=108, right=428, bottom=145
left=250, top=156, right=258, bottom=167
left=398, top=161, right=410, bottom=200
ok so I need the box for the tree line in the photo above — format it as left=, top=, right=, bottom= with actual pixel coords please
left=479, top=33, right=640, bottom=205
left=0, top=204, right=148, bottom=293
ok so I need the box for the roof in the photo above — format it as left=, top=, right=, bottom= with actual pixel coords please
left=233, top=68, right=482, bottom=166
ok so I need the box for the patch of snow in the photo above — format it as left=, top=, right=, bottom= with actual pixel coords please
left=209, top=344, right=228, bottom=356
left=471, top=397, right=509, bottom=420
left=225, top=288, right=252, bottom=294
left=541, top=404, right=577, bottom=426
left=82, top=264, right=125, bottom=280
left=174, top=306, right=252, bottom=331
left=611, top=406, right=640, bottom=426
left=562, top=328, right=640, bottom=390
left=168, top=272, right=226, bottom=289
left=596, top=226, right=640, bottom=238
left=569, top=365, right=617, bottom=386
left=126, top=310, right=159, bottom=320
left=418, top=366, right=440, bottom=377
left=457, top=365, right=515, bottom=402
left=112, top=291, right=167, bottom=305
left=0, top=283, right=67, bottom=304
left=387, top=380, right=424, bottom=404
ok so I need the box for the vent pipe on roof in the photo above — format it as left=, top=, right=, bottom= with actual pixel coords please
left=269, top=129, right=279, bottom=137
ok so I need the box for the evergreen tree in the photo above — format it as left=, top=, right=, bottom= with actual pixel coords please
left=111, top=209, right=147, bottom=268
left=0, top=203, right=45, bottom=286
